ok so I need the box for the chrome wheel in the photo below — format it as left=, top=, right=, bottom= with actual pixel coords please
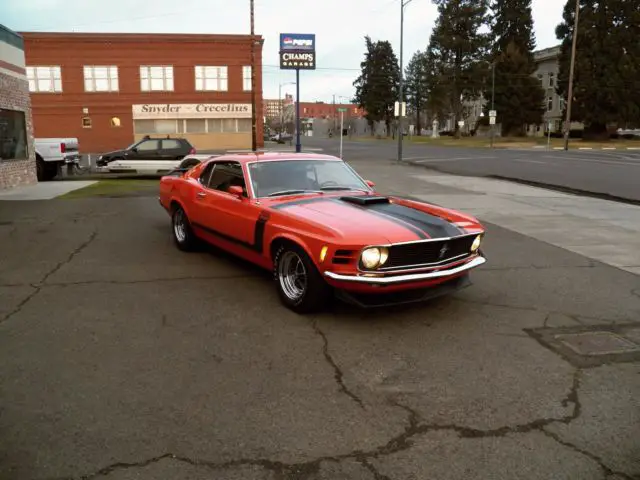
left=173, top=209, right=187, bottom=243
left=278, top=251, right=307, bottom=301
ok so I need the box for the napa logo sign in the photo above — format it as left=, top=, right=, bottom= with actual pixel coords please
left=280, top=33, right=315, bottom=51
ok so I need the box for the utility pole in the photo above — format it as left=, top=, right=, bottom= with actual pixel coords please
left=490, top=62, right=495, bottom=148
left=563, top=0, right=580, bottom=151
left=250, top=0, right=257, bottom=152
left=397, top=0, right=413, bottom=163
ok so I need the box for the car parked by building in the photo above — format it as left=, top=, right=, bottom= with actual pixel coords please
left=35, top=138, right=79, bottom=181
left=96, top=136, right=197, bottom=174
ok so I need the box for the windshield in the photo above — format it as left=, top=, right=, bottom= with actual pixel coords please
left=248, top=159, right=370, bottom=198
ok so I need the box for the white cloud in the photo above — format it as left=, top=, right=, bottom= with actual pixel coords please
left=2, top=0, right=565, bottom=102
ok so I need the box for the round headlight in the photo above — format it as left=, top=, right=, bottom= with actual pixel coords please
left=471, top=235, right=482, bottom=252
left=361, top=248, right=381, bottom=269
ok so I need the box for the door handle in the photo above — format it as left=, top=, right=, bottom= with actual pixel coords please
left=196, top=192, right=206, bottom=198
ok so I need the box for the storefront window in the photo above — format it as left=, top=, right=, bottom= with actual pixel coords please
left=185, top=119, right=206, bottom=133
left=207, top=119, right=222, bottom=133
left=222, top=119, right=237, bottom=133
left=237, top=119, right=251, bottom=133
left=0, top=108, right=28, bottom=160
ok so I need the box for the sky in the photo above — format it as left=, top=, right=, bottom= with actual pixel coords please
left=2, top=0, right=564, bottom=104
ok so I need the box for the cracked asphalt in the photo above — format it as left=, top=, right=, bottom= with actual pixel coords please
left=1, top=160, right=639, bottom=480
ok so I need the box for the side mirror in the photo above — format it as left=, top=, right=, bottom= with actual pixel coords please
left=228, top=185, right=244, bottom=198
left=365, top=180, right=376, bottom=188
left=131, top=147, right=138, bottom=153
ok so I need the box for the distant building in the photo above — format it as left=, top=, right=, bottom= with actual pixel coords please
left=263, top=94, right=293, bottom=121
left=460, top=44, right=583, bottom=137
left=21, top=31, right=264, bottom=153
left=0, top=25, right=36, bottom=189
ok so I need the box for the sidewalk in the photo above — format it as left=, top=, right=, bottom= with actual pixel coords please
left=349, top=159, right=640, bottom=276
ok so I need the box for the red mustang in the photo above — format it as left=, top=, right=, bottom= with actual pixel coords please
left=159, top=153, right=486, bottom=313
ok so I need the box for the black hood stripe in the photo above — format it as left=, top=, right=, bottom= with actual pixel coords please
left=327, top=198, right=427, bottom=239
left=366, top=202, right=463, bottom=238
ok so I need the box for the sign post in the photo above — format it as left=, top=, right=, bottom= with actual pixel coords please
left=337, top=107, right=346, bottom=158
left=489, top=109, right=497, bottom=148
left=279, top=33, right=316, bottom=153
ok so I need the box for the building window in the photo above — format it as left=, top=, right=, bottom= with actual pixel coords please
left=134, top=119, right=177, bottom=134
left=140, top=66, right=174, bottom=91
left=195, top=66, right=227, bottom=91
left=111, top=117, right=121, bottom=127
left=548, top=72, right=555, bottom=88
left=26, top=66, right=62, bottom=92
left=547, top=97, right=553, bottom=112
left=0, top=108, right=28, bottom=160
left=82, top=116, right=92, bottom=128
left=84, top=66, right=119, bottom=92
left=243, top=66, right=252, bottom=91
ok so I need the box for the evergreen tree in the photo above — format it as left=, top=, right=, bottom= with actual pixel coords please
left=556, top=0, right=640, bottom=138
left=491, top=0, right=536, bottom=56
left=353, top=36, right=400, bottom=136
left=404, top=51, right=429, bottom=135
left=426, top=0, right=491, bottom=137
left=488, top=0, right=545, bottom=136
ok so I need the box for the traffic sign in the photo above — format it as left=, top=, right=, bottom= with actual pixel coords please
left=337, top=108, right=347, bottom=112
left=489, top=110, right=497, bottom=117
left=489, top=117, right=496, bottom=125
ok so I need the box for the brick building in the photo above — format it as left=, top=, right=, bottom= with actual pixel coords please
left=298, top=101, right=365, bottom=121
left=21, top=32, right=264, bottom=153
left=0, top=25, right=37, bottom=189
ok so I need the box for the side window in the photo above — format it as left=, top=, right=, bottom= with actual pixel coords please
left=136, top=140, right=159, bottom=151
left=162, top=139, right=181, bottom=149
left=199, top=162, right=215, bottom=185
left=207, top=162, right=246, bottom=195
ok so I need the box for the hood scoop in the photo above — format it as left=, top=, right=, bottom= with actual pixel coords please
left=339, top=195, right=390, bottom=206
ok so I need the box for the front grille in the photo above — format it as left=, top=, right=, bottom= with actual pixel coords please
left=382, top=235, right=476, bottom=270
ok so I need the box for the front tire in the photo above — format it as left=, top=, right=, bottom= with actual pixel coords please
left=171, top=206, right=199, bottom=251
left=273, top=244, right=332, bottom=313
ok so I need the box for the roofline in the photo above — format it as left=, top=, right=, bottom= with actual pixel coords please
left=0, top=24, right=24, bottom=50
left=211, top=152, right=341, bottom=163
left=18, top=31, right=263, bottom=44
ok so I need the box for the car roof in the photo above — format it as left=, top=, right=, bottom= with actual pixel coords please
left=205, top=152, right=342, bottom=165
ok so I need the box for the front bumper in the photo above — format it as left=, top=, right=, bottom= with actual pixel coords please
left=324, top=255, right=486, bottom=285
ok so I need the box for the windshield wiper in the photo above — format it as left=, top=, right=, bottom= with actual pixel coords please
left=320, top=186, right=368, bottom=192
left=267, top=189, right=323, bottom=197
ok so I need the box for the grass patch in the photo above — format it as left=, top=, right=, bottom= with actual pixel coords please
left=59, top=179, right=160, bottom=198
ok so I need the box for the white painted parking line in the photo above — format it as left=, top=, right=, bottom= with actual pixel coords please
left=412, top=156, right=495, bottom=163
left=579, top=147, right=593, bottom=150
left=542, top=155, right=640, bottom=167
left=512, top=159, right=553, bottom=165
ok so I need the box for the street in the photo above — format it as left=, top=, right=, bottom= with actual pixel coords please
left=305, top=136, right=640, bottom=203
left=1, top=158, right=639, bottom=479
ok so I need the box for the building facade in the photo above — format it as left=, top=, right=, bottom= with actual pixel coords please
left=21, top=32, right=264, bottom=153
left=0, top=25, right=36, bottom=189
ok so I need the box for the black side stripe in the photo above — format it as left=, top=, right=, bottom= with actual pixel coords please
left=327, top=198, right=427, bottom=239
left=192, top=210, right=270, bottom=253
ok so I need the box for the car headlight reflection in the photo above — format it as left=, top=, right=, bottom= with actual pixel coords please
left=361, top=247, right=389, bottom=269
left=471, top=235, right=482, bottom=252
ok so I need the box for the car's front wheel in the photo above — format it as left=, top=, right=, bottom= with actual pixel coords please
left=273, top=244, right=332, bottom=313
left=172, top=206, right=199, bottom=251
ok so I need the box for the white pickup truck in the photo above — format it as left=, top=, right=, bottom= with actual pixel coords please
left=35, top=138, right=80, bottom=181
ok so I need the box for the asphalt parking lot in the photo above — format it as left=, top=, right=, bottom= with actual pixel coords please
left=1, top=159, right=639, bottom=479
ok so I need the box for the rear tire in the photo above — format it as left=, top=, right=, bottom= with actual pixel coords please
left=171, top=205, right=199, bottom=251
left=273, top=243, right=332, bottom=313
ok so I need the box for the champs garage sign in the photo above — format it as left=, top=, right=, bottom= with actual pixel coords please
left=280, top=51, right=315, bottom=69
left=279, top=33, right=316, bottom=70
left=132, top=103, right=252, bottom=119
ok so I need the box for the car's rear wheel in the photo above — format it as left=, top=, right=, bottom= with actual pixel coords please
left=172, top=205, right=199, bottom=251
left=273, top=243, right=332, bottom=313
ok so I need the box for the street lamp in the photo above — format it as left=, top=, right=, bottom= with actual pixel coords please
left=279, top=81, right=295, bottom=133
left=563, top=0, right=580, bottom=151
left=397, top=0, right=414, bottom=163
